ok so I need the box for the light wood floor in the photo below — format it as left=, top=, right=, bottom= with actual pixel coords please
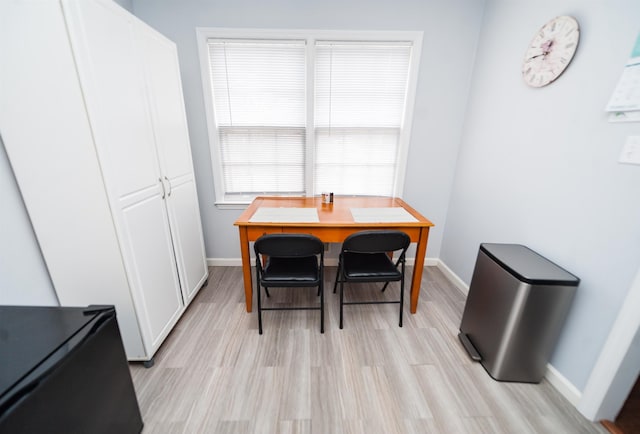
left=129, top=266, right=605, bottom=434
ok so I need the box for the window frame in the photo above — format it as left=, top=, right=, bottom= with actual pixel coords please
left=196, top=28, right=423, bottom=208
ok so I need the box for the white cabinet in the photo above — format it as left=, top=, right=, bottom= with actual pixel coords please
left=135, top=22, right=209, bottom=304
left=0, top=0, right=208, bottom=363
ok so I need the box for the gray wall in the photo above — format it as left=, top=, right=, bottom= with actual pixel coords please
left=442, top=0, right=640, bottom=390
left=131, top=0, right=486, bottom=260
left=113, top=0, right=133, bottom=12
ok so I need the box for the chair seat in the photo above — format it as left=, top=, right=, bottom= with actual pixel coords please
left=343, top=252, right=402, bottom=281
left=261, top=256, right=319, bottom=285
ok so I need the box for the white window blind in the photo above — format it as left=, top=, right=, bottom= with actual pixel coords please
left=199, top=30, right=421, bottom=204
left=207, top=39, right=306, bottom=196
left=314, top=42, right=412, bottom=196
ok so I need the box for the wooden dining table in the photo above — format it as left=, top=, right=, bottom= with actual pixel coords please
left=234, top=196, right=434, bottom=314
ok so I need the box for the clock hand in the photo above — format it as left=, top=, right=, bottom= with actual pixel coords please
left=541, top=39, right=554, bottom=52
left=527, top=40, right=554, bottom=62
left=525, top=52, right=550, bottom=62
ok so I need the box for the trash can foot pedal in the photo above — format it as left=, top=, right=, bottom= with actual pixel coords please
left=458, top=332, right=482, bottom=361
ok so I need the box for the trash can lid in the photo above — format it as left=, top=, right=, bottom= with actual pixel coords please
left=480, top=243, right=580, bottom=286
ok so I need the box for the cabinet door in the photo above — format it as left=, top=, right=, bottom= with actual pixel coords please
left=135, top=24, right=208, bottom=303
left=62, top=0, right=184, bottom=353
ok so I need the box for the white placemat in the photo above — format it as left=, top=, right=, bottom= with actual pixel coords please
left=350, top=207, right=418, bottom=223
left=249, top=207, right=320, bottom=223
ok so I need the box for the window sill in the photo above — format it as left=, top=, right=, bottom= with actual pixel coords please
left=214, top=201, right=251, bottom=210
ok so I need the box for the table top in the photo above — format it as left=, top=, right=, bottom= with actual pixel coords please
left=234, top=196, right=434, bottom=228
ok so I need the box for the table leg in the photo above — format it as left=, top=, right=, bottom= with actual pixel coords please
left=410, top=227, right=430, bottom=313
left=238, top=227, right=253, bottom=312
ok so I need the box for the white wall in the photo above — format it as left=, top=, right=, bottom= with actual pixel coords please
left=130, top=0, right=486, bottom=260
left=579, top=267, right=640, bottom=420
left=442, top=0, right=640, bottom=391
left=0, top=137, right=57, bottom=306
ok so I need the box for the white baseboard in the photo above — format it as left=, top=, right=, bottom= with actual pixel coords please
left=207, top=258, right=242, bottom=266
left=435, top=259, right=470, bottom=295
left=324, top=258, right=339, bottom=267
left=545, top=363, right=582, bottom=407
left=414, top=257, right=439, bottom=267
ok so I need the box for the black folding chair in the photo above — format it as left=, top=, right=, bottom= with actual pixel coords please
left=333, top=230, right=410, bottom=329
left=254, top=233, right=324, bottom=334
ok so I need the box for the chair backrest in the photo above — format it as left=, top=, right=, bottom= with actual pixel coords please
left=341, top=230, right=410, bottom=255
left=254, top=233, right=324, bottom=258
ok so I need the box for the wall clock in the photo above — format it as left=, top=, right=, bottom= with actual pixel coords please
left=522, top=15, right=580, bottom=87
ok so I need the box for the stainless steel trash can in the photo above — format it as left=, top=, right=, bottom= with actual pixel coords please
left=458, top=243, right=579, bottom=383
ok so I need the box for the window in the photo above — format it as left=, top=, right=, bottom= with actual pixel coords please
left=206, top=39, right=306, bottom=196
left=197, top=29, right=422, bottom=205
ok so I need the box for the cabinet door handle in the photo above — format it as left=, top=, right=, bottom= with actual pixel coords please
left=159, top=177, right=166, bottom=199
left=164, top=176, right=172, bottom=197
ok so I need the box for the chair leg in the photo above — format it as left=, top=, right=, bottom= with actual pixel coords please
left=381, top=282, right=390, bottom=292
left=258, top=286, right=263, bottom=334
left=320, top=280, right=324, bottom=334
left=339, top=280, right=345, bottom=329
left=333, top=261, right=341, bottom=293
left=265, top=287, right=271, bottom=298
left=399, top=280, right=404, bottom=328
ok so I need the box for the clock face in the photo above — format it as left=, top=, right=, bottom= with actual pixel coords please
left=522, top=16, right=580, bottom=87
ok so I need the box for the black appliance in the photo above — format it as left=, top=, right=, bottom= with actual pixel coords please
left=0, top=305, right=143, bottom=433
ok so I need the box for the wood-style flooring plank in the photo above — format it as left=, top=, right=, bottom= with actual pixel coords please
left=130, top=266, right=605, bottom=434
